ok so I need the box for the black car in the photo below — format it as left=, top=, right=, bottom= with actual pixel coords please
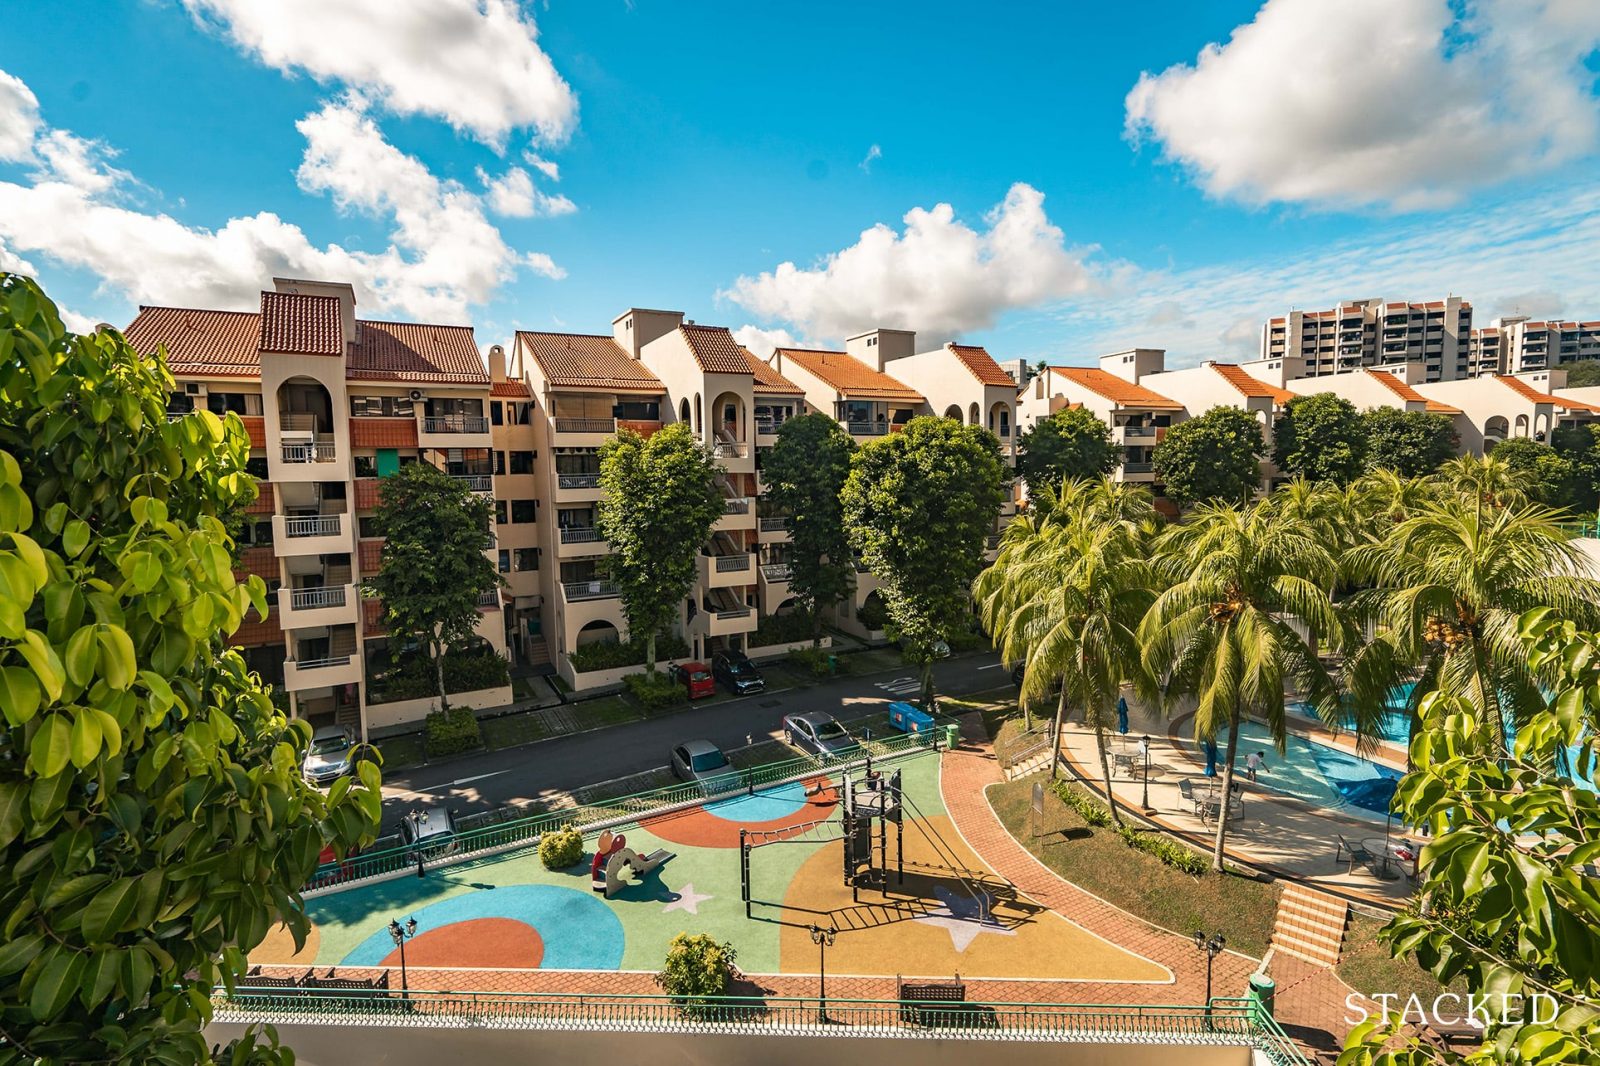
left=712, top=651, right=765, bottom=695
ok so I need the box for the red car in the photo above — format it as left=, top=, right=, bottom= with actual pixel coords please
left=669, top=661, right=716, bottom=700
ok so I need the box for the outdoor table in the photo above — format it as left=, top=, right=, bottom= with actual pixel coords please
left=1361, top=837, right=1418, bottom=880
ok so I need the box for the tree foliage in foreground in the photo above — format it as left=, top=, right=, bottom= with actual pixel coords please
left=1014, top=405, right=1120, bottom=497
left=1151, top=406, right=1264, bottom=507
left=1340, top=611, right=1600, bottom=1066
left=843, top=416, right=1006, bottom=706
left=761, top=414, right=856, bottom=646
left=0, top=273, right=381, bottom=1064
left=1273, top=393, right=1367, bottom=484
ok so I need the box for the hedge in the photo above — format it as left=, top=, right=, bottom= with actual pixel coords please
left=1049, top=780, right=1208, bottom=874
left=424, top=706, right=482, bottom=758
left=569, top=633, right=691, bottom=673
left=368, top=648, right=510, bottom=705
left=752, top=609, right=815, bottom=647
left=625, top=670, right=685, bottom=711
left=787, top=647, right=835, bottom=678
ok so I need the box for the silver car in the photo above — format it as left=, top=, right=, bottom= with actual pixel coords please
left=302, top=725, right=355, bottom=785
left=783, top=712, right=858, bottom=758
left=670, top=740, right=741, bottom=793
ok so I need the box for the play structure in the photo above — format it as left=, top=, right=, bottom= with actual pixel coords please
left=740, top=757, right=997, bottom=924
left=590, top=830, right=674, bottom=898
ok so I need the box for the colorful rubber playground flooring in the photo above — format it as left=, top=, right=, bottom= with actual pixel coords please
left=254, top=751, right=1168, bottom=983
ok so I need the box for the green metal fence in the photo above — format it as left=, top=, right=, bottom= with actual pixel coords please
left=311, top=727, right=951, bottom=892
left=214, top=986, right=1305, bottom=1061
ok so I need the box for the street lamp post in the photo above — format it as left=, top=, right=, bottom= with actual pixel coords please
left=807, top=924, right=837, bottom=1023
left=389, top=917, right=419, bottom=1002
left=1139, top=734, right=1151, bottom=811
left=1193, top=930, right=1226, bottom=1021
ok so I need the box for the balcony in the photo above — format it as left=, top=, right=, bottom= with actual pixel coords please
left=280, top=440, right=337, bottom=465
left=452, top=474, right=493, bottom=494
left=273, top=512, right=349, bottom=556
left=845, top=420, right=889, bottom=436
left=555, top=471, right=604, bottom=502
left=699, top=551, right=755, bottom=589
left=561, top=579, right=618, bottom=602
left=276, top=583, right=359, bottom=629
left=417, top=413, right=492, bottom=448
left=694, top=604, right=757, bottom=639
left=711, top=441, right=749, bottom=459
left=758, top=562, right=792, bottom=613
left=758, top=516, right=792, bottom=543
left=557, top=526, right=609, bottom=558
left=476, top=589, right=502, bottom=609
left=714, top=495, right=757, bottom=533
left=755, top=418, right=779, bottom=443
left=552, top=417, right=616, bottom=446
left=282, top=651, right=362, bottom=692
left=1119, top=462, right=1156, bottom=482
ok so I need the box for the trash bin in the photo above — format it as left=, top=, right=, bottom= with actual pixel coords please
left=827, top=654, right=838, bottom=675
left=943, top=723, right=960, bottom=749
left=1248, top=972, right=1276, bottom=1017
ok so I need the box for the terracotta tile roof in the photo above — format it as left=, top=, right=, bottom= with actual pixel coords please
left=1047, top=366, right=1181, bottom=410
left=1494, top=375, right=1600, bottom=414
left=258, top=291, right=342, bottom=355
left=946, top=343, right=1016, bottom=387
left=124, top=307, right=261, bottom=377
left=739, top=347, right=803, bottom=395
left=491, top=380, right=532, bottom=398
left=775, top=348, right=924, bottom=402
left=518, top=331, right=663, bottom=393
left=347, top=320, right=486, bottom=385
left=679, top=324, right=752, bottom=374
left=349, top=417, right=418, bottom=449
left=1362, top=371, right=1462, bottom=415
left=1209, top=363, right=1296, bottom=405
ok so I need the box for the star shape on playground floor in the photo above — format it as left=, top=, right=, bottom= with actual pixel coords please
left=913, top=908, right=1017, bottom=952
left=662, top=884, right=713, bottom=915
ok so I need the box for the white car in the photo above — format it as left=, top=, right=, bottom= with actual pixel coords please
left=303, top=725, right=355, bottom=785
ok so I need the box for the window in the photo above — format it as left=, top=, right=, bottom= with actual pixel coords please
left=490, top=402, right=503, bottom=426
left=509, top=402, right=532, bottom=425
left=354, top=455, right=377, bottom=478
left=349, top=396, right=415, bottom=418
left=358, top=517, right=379, bottom=538
left=238, top=520, right=273, bottom=548
left=613, top=400, right=658, bottom=420
left=510, top=451, right=535, bottom=475
left=512, top=499, right=537, bottom=524
left=495, top=500, right=508, bottom=525
left=497, top=550, right=511, bottom=573
left=494, top=451, right=506, bottom=475
left=513, top=548, right=538, bottom=572
left=207, top=392, right=263, bottom=416
left=245, top=457, right=269, bottom=479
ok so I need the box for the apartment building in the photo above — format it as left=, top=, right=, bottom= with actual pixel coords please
left=1495, top=317, right=1600, bottom=374
left=1407, top=370, right=1600, bottom=454
left=123, top=278, right=514, bottom=741
left=1255, top=297, right=1473, bottom=383
left=1014, top=352, right=1184, bottom=487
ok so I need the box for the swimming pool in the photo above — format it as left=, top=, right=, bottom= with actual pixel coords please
left=1219, top=721, right=1402, bottom=823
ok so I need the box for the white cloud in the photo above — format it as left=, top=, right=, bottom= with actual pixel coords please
left=523, top=251, right=566, bottom=280
left=0, top=78, right=560, bottom=324
left=859, top=144, right=882, bottom=173
left=1125, top=0, right=1600, bottom=210
left=0, top=69, right=39, bottom=162
left=722, top=182, right=1106, bottom=342
left=732, top=324, right=801, bottom=358
left=0, top=237, right=35, bottom=275
left=476, top=165, right=577, bottom=218
left=179, top=0, right=578, bottom=147
left=522, top=150, right=561, bottom=182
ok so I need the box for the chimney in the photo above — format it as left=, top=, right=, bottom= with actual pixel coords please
left=612, top=308, right=685, bottom=359
left=272, top=277, right=358, bottom=346
left=487, top=343, right=507, bottom=382
left=844, top=328, right=916, bottom=371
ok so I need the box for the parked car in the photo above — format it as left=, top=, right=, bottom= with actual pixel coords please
left=783, top=712, right=859, bottom=758
left=668, top=661, right=716, bottom=700
left=712, top=651, right=765, bottom=695
left=670, top=740, right=741, bottom=793
left=399, top=805, right=459, bottom=859
left=302, top=725, right=356, bottom=785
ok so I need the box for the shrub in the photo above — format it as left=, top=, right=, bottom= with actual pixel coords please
left=857, top=595, right=889, bottom=631
left=443, top=648, right=510, bottom=693
left=538, top=825, right=585, bottom=870
left=1118, top=825, right=1210, bottom=875
left=625, top=670, right=685, bottom=711
left=569, top=634, right=691, bottom=673
left=424, top=705, right=483, bottom=757
left=1050, top=780, right=1113, bottom=827
left=368, top=647, right=510, bottom=705
left=788, top=647, right=836, bottom=678
left=752, top=609, right=815, bottom=648
left=655, top=933, right=738, bottom=1008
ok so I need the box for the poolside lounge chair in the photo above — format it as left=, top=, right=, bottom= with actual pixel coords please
left=1335, top=834, right=1376, bottom=874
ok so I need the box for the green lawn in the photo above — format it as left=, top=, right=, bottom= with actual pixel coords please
left=374, top=732, right=427, bottom=773
left=1337, top=911, right=1462, bottom=999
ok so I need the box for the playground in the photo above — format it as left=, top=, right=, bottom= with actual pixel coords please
left=254, top=749, right=1169, bottom=984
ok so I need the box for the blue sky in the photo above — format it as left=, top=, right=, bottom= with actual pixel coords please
left=2, top=1, right=1598, bottom=367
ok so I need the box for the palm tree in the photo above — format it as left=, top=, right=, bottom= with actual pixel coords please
left=1352, top=467, right=1439, bottom=528
left=976, top=479, right=1159, bottom=824
left=1343, top=492, right=1600, bottom=748
left=1436, top=452, right=1535, bottom=510
left=1139, top=501, right=1352, bottom=870
left=1264, top=477, right=1359, bottom=555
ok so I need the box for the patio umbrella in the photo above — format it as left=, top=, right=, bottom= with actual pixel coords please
left=1117, top=696, right=1129, bottom=735
left=1203, top=736, right=1219, bottom=778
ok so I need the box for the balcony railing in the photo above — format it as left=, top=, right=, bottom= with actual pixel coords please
left=283, top=515, right=341, bottom=538
left=985, top=535, right=1002, bottom=550
left=421, top=415, right=489, bottom=434
left=559, top=526, right=602, bottom=544
left=755, top=418, right=778, bottom=434
left=723, top=497, right=751, bottom=514
left=554, top=417, right=615, bottom=434
left=281, top=441, right=336, bottom=464
left=165, top=410, right=192, bottom=421
left=1122, top=461, right=1154, bottom=474
left=712, top=441, right=749, bottom=459
left=759, top=517, right=791, bottom=532
left=453, top=474, right=492, bottom=493
left=845, top=420, right=889, bottom=436
left=1121, top=425, right=1156, bottom=438
left=716, top=606, right=753, bottom=620
left=761, top=563, right=791, bottom=581
left=290, top=654, right=351, bottom=672
left=562, top=579, right=618, bottom=601
left=476, top=590, right=500, bottom=607
left=712, top=553, right=752, bottom=572
left=558, top=473, right=601, bottom=489
left=289, top=585, right=347, bottom=611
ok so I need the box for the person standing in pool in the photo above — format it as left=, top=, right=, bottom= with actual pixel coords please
left=1246, top=751, right=1268, bottom=783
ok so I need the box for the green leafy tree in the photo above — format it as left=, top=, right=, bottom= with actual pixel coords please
left=597, top=424, right=723, bottom=672
left=367, top=462, right=500, bottom=714
left=0, top=273, right=380, bottom=1064
left=1489, top=437, right=1584, bottom=512
left=1151, top=406, right=1264, bottom=507
left=843, top=417, right=1006, bottom=707
left=1272, top=393, right=1368, bottom=484
left=1140, top=502, right=1351, bottom=869
left=1561, top=359, right=1600, bottom=387
left=975, top=479, right=1158, bottom=821
left=1014, top=406, right=1120, bottom=496
left=1552, top=422, right=1600, bottom=515
left=761, top=414, right=857, bottom=646
left=1340, top=611, right=1600, bottom=1066
left=1363, top=406, right=1458, bottom=478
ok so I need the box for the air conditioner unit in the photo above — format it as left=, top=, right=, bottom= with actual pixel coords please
left=409, top=389, right=426, bottom=401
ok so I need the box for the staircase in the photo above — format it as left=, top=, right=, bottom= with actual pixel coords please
left=1270, top=883, right=1350, bottom=966
left=1002, top=727, right=1057, bottom=780
left=523, top=637, right=554, bottom=674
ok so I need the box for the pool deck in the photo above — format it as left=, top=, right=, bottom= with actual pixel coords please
left=1055, top=699, right=1419, bottom=908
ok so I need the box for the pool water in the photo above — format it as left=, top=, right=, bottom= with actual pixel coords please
left=1220, top=721, right=1401, bottom=823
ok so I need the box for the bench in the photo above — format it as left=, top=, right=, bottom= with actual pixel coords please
left=1335, top=834, right=1376, bottom=874
left=897, top=975, right=967, bottom=1025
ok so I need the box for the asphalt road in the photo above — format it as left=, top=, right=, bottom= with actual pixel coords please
left=377, top=652, right=1005, bottom=832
